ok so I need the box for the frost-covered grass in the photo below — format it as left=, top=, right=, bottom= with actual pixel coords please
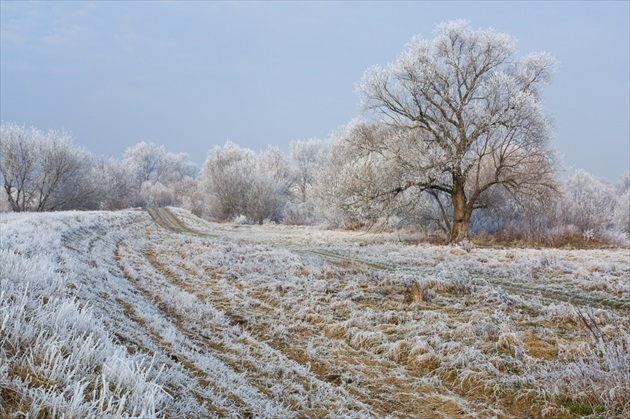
left=1, top=208, right=629, bottom=418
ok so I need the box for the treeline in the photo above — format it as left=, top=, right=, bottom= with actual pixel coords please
left=1, top=121, right=628, bottom=246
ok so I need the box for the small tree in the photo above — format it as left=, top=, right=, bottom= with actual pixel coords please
left=615, top=172, right=630, bottom=240
left=290, top=138, right=327, bottom=204
left=561, top=170, right=618, bottom=239
left=200, top=142, right=291, bottom=224
left=0, top=124, right=38, bottom=212
left=88, top=158, right=138, bottom=210
left=357, top=20, right=558, bottom=242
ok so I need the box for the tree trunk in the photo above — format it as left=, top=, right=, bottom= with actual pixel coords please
left=451, top=217, right=469, bottom=243
left=450, top=175, right=470, bottom=243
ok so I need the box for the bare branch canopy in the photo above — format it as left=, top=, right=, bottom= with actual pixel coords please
left=353, top=20, right=558, bottom=242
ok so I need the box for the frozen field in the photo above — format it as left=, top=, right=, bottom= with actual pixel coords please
left=1, top=208, right=629, bottom=418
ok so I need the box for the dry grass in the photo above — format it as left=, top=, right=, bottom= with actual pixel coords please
left=2, top=207, right=628, bottom=417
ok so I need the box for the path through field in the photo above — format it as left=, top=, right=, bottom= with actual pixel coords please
left=144, top=207, right=476, bottom=417
left=150, top=207, right=630, bottom=314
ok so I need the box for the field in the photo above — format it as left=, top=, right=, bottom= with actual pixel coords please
left=1, top=208, right=629, bottom=418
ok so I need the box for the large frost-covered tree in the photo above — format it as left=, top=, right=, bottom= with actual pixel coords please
left=356, top=20, right=557, bottom=242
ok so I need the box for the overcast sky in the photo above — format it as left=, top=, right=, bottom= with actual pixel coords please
left=1, top=1, right=628, bottom=180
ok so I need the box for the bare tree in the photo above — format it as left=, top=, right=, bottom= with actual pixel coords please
left=122, top=141, right=199, bottom=207
left=0, top=124, right=38, bottom=212
left=0, top=123, right=96, bottom=212
left=200, top=142, right=291, bottom=224
left=356, top=20, right=558, bottom=242
left=290, top=139, right=327, bottom=204
left=285, top=139, right=329, bottom=224
left=90, top=158, right=139, bottom=210
left=561, top=170, right=618, bottom=239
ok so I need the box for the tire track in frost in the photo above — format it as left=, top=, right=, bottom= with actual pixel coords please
left=143, top=242, right=475, bottom=418
left=480, top=275, right=630, bottom=313
left=145, top=207, right=217, bottom=237
left=144, top=252, right=382, bottom=417
left=295, top=247, right=630, bottom=314
left=145, top=207, right=188, bottom=233
left=289, top=245, right=630, bottom=314
left=68, top=213, right=270, bottom=416
left=150, top=208, right=630, bottom=318
left=115, top=240, right=292, bottom=417
left=137, top=231, right=391, bottom=417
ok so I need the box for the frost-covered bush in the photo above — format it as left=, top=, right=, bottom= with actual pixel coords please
left=466, top=169, right=629, bottom=246
left=289, top=139, right=327, bottom=204
left=561, top=170, right=618, bottom=240
left=539, top=335, right=630, bottom=416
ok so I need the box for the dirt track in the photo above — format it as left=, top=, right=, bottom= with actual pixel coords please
left=145, top=207, right=630, bottom=314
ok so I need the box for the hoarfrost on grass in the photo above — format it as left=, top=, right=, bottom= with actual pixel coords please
left=2, top=208, right=628, bottom=417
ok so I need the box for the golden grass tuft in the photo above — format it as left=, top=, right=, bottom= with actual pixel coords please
left=523, top=331, right=558, bottom=360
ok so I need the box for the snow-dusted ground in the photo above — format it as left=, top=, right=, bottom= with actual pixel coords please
left=1, top=208, right=628, bottom=418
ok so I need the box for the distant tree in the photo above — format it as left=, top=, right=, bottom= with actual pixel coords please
left=254, top=146, right=293, bottom=222
left=200, top=142, right=254, bottom=221
left=173, top=177, right=205, bottom=217
left=615, top=172, right=630, bottom=239
left=561, top=170, right=618, bottom=239
left=122, top=141, right=198, bottom=207
left=290, top=139, right=327, bottom=204
left=90, top=158, right=138, bottom=210
left=618, top=171, right=630, bottom=196
left=615, top=193, right=630, bottom=241
left=0, top=123, right=96, bottom=212
left=312, top=125, right=395, bottom=227
left=0, top=124, right=37, bottom=211
left=355, top=20, right=558, bottom=242
left=200, top=142, right=291, bottom=224
left=284, top=139, right=328, bottom=224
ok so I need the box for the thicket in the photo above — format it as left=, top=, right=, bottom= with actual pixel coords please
left=1, top=122, right=628, bottom=246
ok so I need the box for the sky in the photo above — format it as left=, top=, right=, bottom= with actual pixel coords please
left=1, top=1, right=628, bottom=181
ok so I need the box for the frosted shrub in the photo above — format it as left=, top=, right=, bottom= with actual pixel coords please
left=458, top=238, right=475, bottom=253
left=200, top=142, right=291, bottom=224
left=561, top=170, right=618, bottom=240
left=233, top=214, right=251, bottom=225
left=0, top=123, right=99, bottom=212
left=582, top=228, right=595, bottom=243
left=540, top=335, right=630, bottom=416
